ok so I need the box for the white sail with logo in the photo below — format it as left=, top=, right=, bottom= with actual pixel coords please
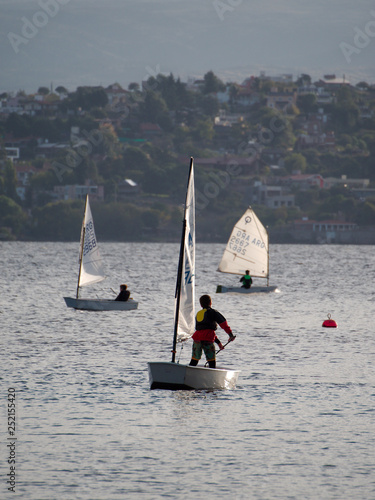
left=218, top=207, right=269, bottom=279
left=175, top=160, right=195, bottom=342
left=64, top=194, right=138, bottom=311
left=78, top=196, right=106, bottom=289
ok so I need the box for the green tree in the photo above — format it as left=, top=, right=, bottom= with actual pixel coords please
left=0, top=161, right=18, bottom=199
left=199, top=94, right=220, bottom=117
left=0, top=195, right=27, bottom=236
left=355, top=201, right=375, bottom=225
left=202, top=71, right=225, bottom=94
left=55, top=86, right=68, bottom=94
left=5, top=113, right=31, bottom=137
left=297, top=93, right=317, bottom=114
left=284, top=153, right=307, bottom=173
left=68, top=86, right=108, bottom=111
left=140, top=91, right=172, bottom=130
left=295, top=74, right=312, bottom=86
left=32, top=201, right=83, bottom=240
left=192, top=119, right=215, bottom=142
left=141, top=209, right=159, bottom=229
left=128, top=82, right=140, bottom=91
left=38, top=86, right=50, bottom=95
left=123, top=147, right=151, bottom=171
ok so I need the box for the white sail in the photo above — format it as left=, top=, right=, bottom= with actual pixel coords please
left=176, top=161, right=195, bottom=340
left=218, top=207, right=269, bottom=278
left=78, top=196, right=106, bottom=287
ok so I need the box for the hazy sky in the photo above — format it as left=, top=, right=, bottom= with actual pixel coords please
left=1, top=0, right=374, bottom=93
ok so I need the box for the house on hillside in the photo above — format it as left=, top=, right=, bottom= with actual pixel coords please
left=266, top=88, right=297, bottom=112
left=280, top=173, right=324, bottom=190
left=116, top=179, right=139, bottom=200
left=53, top=180, right=104, bottom=201
left=192, top=154, right=260, bottom=174
left=317, top=75, right=351, bottom=89
left=139, top=122, right=163, bottom=139
left=105, top=83, right=129, bottom=111
left=248, top=182, right=295, bottom=209
left=14, top=163, right=44, bottom=200
left=291, top=217, right=358, bottom=243
left=323, top=175, right=369, bottom=190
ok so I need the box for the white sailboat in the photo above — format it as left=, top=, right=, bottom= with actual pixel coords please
left=64, top=195, right=138, bottom=311
left=216, top=207, right=278, bottom=294
left=148, top=158, right=240, bottom=390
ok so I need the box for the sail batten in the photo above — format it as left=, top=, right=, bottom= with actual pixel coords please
left=78, top=196, right=106, bottom=288
left=218, top=207, right=269, bottom=278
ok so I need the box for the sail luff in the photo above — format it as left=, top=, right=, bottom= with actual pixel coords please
left=76, top=196, right=88, bottom=299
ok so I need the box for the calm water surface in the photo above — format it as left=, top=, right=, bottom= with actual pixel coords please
left=0, top=242, right=374, bottom=499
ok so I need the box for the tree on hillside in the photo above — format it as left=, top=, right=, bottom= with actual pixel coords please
left=140, top=91, right=172, bottom=130
left=297, top=93, right=317, bottom=114
left=5, top=113, right=31, bottom=137
left=0, top=195, right=27, bottom=235
left=192, top=119, right=215, bottom=143
left=38, top=86, right=50, bottom=95
left=0, top=161, right=18, bottom=199
left=123, top=147, right=151, bottom=171
left=32, top=201, right=83, bottom=240
left=154, top=74, right=178, bottom=110
left=68, top=86, right=108, bottom=111
left=199, top=94, right=220, bottom=117
left=296, top=74, right=312, bottom=86
left=128, top=82, right=140, bottom=91
left=202, top=71, right=225, bottom=94
left=284, top=153, right=307, bottom=173
left=55, top=86, right=68, bottom=95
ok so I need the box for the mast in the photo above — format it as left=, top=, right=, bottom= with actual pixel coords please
left=172, top=157, right=193, bottom=363
left=76, top=195, right=88, bottom=299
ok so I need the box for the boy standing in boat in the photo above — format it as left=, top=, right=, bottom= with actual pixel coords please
left=189, top=294, right=235, bottom=368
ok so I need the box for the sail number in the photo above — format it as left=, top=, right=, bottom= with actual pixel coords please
left=229, top=231, right=265, bottom=255
left=185, top=269, right=193, bottom=285
left=83, top=221, right=97, bottom=256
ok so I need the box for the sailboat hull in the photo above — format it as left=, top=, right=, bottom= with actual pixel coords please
left=64, top=297, right=138, bottom=311
left=148, top=361, right=240, bottom=390
left=216, top=285, right=278, bottom=294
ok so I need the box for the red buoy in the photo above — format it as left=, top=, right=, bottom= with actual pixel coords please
left=322, top=313, right=337, bottom=328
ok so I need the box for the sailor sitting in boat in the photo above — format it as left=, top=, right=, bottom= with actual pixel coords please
left=189, top=294, right=235, bottom=369
left=240, top=270, right=252, bottom=289
left=115, top=284, right=130, bottom=301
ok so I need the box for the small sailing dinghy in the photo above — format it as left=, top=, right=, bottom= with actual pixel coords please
left=148, top=158, right=240, bottom=390
left=216, top=207, right=278, bottom=294
left=64, top=195, right=138, bottom=311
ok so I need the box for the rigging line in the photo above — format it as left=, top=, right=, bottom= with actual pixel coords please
left=177, top=342, right=184, bottom=363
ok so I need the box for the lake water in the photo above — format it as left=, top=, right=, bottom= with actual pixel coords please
left=1, top=242, right=374, bottom=499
